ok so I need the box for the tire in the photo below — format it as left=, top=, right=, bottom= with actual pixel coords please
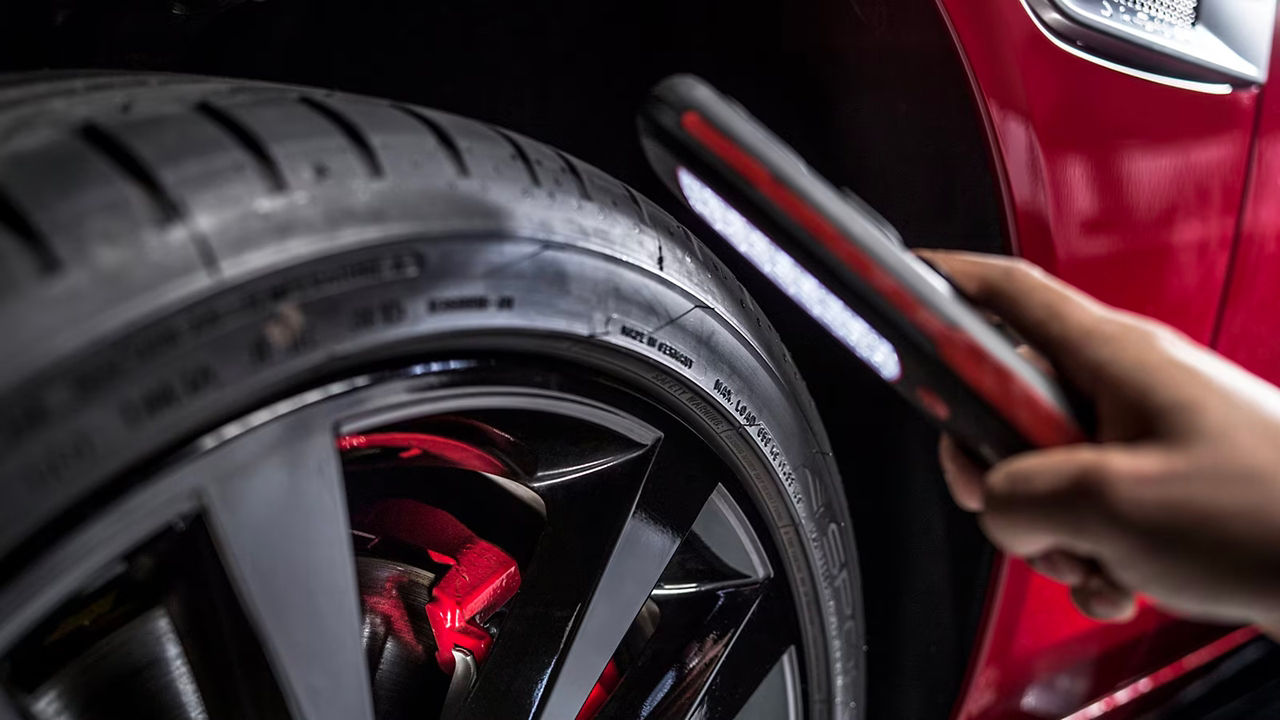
left=0, top=72, right=862, bottom=719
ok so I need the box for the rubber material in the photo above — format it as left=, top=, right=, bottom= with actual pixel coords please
left=0, top=72, right=862, bottom=718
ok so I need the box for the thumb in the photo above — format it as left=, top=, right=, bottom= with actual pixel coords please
left=915, top=250, right=1150, bottom=399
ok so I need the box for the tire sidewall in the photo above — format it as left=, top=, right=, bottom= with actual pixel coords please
left=0, top=167, right=862, bottom=720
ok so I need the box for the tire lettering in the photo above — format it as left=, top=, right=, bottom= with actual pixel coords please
left=244, top=253, right=423, bottom=313
left=352, top=299, right=407, bottom=330
left=22, top=430, right=97, bottom=489
left=429, top=295, right=489, bottom=312
left=427, top=295, right=515, bottom=313
left=825, top=523, right=847, bottom=567
left=711, top=376, right=799, bottom=503
left=713, top=378, right=734, bottom=403
left=119, top=365, right=219, bottom=426
left=806, top=466, right=828, bottom=514
left=614, top=322, right=695, bottom=371
left=0, top=400, right=51, bottom=443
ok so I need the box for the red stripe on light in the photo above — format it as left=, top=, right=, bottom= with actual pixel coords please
left=679, top=109, right=1084, bottom=449
left=1061, top=626, right=1261, bottom=720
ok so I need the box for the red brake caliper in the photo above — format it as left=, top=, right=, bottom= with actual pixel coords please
left=338, top=432, right=508, bottom=475
left=340, top=433, right=521, bottom=675
left=340, top=432, right=617, bottom=717
left=356, top=498, right=521, bottom=673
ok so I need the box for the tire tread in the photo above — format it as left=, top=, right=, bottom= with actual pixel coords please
left=491, top=126, right=540, bottom=186
left=392, top=105, right=468, bottom=177
left=0, top=186, right=56, bottom=274
left=0, top=71, right=819, bottom=454
left=194, top=100, right=290, bottom=192
left=297, top=96, right=385, bottom=179
left=554, top=148, right=590, bottom=200
left=79, top=122, right=186, bottom=227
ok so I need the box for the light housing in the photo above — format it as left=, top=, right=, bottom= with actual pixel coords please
left=676, top=166, right=902, bottom=382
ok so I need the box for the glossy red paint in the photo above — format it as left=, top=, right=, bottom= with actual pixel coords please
left=933, top=0, right=1265, bottom=718
left=1061, top=627, right=1261, bottom=720
left=935, top=1, right=1256, bottom=343
left=956, top=557, right=1243, bottom=719
left=352, top=496, right=521, bottom=675
left=1213, top=16, right=1280, bottom=379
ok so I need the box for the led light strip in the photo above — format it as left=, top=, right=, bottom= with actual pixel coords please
left=677, top=166, right=902, bottom=381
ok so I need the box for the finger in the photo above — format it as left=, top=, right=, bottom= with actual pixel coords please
left=915, top=250, right=1121, bottom=393
left=1070, top=572, right=1138, bottom=622
left=939, top=433, right=985, bottom=512
left=978, top=445, right=1119, bottom=558
left=1027, top=550, right=1091, bottom=586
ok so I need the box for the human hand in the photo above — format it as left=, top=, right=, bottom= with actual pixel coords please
left=919, top=250, right=1280, bottom=636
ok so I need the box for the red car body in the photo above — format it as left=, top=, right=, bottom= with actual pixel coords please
left=938, top=0, right=1277, bottom=716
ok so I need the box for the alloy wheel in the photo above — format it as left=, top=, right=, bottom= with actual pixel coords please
left=0, top=357, right=809, bottom=720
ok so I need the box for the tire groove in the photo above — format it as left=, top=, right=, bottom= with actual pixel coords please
left=80, top=123, right=183, bottom=225
left=492, top=127, right=539, bottom=186
left=297, top=97, right=384, bottom=178
left=623, top=186, right=649, bottom=223
left=0, top=187, right=59, bottom=273
left=393, top=106, right=468, bottom=177
left=195, top=101, right=288, bottom=192
left=554, top=149, right=590, bottom=200
left=79, top=122, right=220, bottom=274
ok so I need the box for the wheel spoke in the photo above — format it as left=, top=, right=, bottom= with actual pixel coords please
left=0, top=363, right=820, bottom=720
left=595, top=580, right=765, bottom=720
left=725, top=647, right=802, bottom=720
left=459, top=429, right=720, bottom=720
left=687, top=586, right=800, bottom=719
left=194, top=415, right=374, bottom=720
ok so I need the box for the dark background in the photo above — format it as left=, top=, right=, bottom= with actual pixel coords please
left=0, top=0, right=1006, bottom=716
